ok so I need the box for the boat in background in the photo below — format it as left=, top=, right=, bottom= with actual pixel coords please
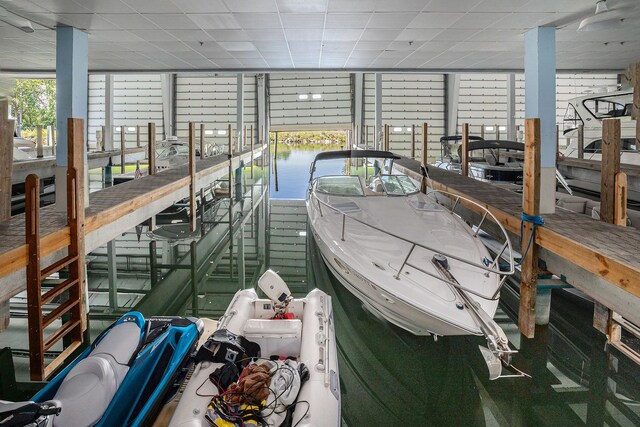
left=307, top=149, right=523, bottom=379
left=167, top=270, right=340, bottom=426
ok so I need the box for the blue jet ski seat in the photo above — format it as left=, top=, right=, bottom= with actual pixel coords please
left=52, top=318, right=143, bottom=426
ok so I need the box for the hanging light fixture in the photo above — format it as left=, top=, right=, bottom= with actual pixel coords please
left=578, top=1, right=625, bottom=32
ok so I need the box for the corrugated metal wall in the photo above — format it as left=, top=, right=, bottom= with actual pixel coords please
left=87, top=74, right=164, bottom=148
left=269, top=73, right=352, bottom=131
left=174, top=74, right=256, bottom=147
left=363, top=73, right=445, bottom=161
left=457, top=74, right=508, bottom=139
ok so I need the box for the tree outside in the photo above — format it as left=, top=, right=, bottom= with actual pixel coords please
left=11, top=79, right=56, bottom=136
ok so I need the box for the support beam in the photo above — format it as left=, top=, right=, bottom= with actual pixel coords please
left=237, top=73, right=244, bottom=152
left=160, top=73, right=174, bottom=140
left=615, top=172, right=627, bottom=227
left=577, top=124, right=584, bottom=159
left=104, top=73, right=113, bottom=151
left=634, top=64, right=640, bottom=150
left=256, top=74, right=267, bottom=149
left=600, top=119, right=621, bottom=224
left=374, top=73, right=382, bottom=150
left=189, top=122, right=196, bottom=233
left=250, top=125, right=254, bottom=179
left=461, top=123, right=469, bottom=177
left=353, top=73, right=364, bottom=146
left=120, top=125, right=126, bottom=174
left=445, top=74, right=460, bottom=136
left=519, top=118, right=541, bottom=338
left=384, top=124, right=389, bottom=151
left=136, top=125, right=141, bottom=148
left=420, top=122, right=428, bottom=193
left=411, top=124, right=416, bottom=159
left=36, top=125, right=43, bottom=158
left=524, top=26, right=556, bottom=214
left=506, top=73, right=516, bottom=141
left=55, top=27, right=88, bottom=209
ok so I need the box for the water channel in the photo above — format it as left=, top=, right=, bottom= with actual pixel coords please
left=1, top=146, right=639, bottom=426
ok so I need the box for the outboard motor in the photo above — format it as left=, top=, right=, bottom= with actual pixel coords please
left=258, top=269, right=293, bottom=319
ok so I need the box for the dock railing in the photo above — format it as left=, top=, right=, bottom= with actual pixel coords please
left=308, top=188, right=515, bottom=301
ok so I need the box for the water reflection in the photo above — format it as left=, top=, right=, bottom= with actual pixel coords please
left=3, top=149, right=639, bottom=427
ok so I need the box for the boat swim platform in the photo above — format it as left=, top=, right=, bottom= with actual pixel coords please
left=394, top=156, right=640, bottom=327
left=0, top=145, right=265, bottom=304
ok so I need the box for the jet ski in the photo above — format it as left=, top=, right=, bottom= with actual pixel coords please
left=15, top=312, right=204, bottom=426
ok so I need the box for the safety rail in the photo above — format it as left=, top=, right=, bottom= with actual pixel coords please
left=309, top=188, right=515, bottom=301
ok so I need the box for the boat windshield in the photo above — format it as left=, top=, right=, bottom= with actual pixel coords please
left=315, top=176, right=364, bottom=196
left=379, top=175, right=419, bottom=195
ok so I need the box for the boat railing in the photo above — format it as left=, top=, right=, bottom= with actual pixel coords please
left=309, top=189, right=515, bottom=301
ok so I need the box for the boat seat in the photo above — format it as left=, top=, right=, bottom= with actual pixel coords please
left=243, top=319, right=302, bottom=358
left=52, top=320, right=143, bottom=426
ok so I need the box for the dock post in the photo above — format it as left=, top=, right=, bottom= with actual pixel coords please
left=136, top=125, right=141, bottom=148
left=411, top=124, right=416, bottom=159
left=420, top=122, right=428, bottom=193
left=592, top=119, right=621, bottom=334
left=148, top=123, right=156, bottom=175
left=519, top=118, right=541, bottom=338
left=577, top=124, right=584, bottom=159
left=461, top=123, right=469, bottom=177
left=244, top=125, right=247, bottom=153
left=147, top=123, right=156, bottom=230
left=495, top=123, right=500, bottom=140
left=107, top=239, right=118, bottom=310
left=189, top=122, right=197, bottom=233
left=100, top=125, right=106, bottom=151
left=190, top=241, right=198, bottom=316
left=365, top=125, right=369, bottom=148
left=0, top=119, right=14, bottom=219
left=149, top=240, right=158, bottom=287
left=120, top=126, right=126, bottom=174
left=36, top=125, right=44, bottom=158
left=634, top=63, right=640, bottom=151
left=0, top=118, right=12, bottom=332
left=200, top=123, right=205, bottom=159
left=250, top=125, right=254, bottom=178
left=384, top=124, right=389, bottom=151
left=600, top=119, right=621, bottom=224
left=615, top=172, right=627, bottom=227
left=480, top=124, right=485, bottom=139
left=228, top=124, right=233, bottom=196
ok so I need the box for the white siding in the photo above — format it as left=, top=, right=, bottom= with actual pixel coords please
left=457, top=74, right=508, bottom=139
left=363, top=73, right=445, bottom=161
left=175, top=74, right=257, bottom=148
left=269, top=73, right=352, bottom=131
left=87, top=74, right=164, bottom=149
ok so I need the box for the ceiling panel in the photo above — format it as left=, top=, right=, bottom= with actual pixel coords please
left=0, top=0, right=638, bottom=71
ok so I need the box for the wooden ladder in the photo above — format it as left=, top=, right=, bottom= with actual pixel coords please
left=25, top=167, right=85, bottom=381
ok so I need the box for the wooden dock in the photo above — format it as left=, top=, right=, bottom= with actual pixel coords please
left=394, top=156, right=640, bottom=327
left=0, top=146, right=264, bottom=304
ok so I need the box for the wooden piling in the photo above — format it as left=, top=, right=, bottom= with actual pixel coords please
left=384, top=124, right=389, bottom=151
left=189, top=122, right=196, bottom=233
left=228, top=124, right=232, bottom=156
left=36, top=125, right=43, bottom=158
left=600, top=119, right=621, bottom=224
left=136, top=125, right=141, bottom=148
left=577, top=125, right=584, bottom=159
left=200, top=123, right=205, bottom=159
left=0, top=119, right=14, bottom=221
left=495, top=124, right=500, bottom=140
left=365, top=125, right=369, bottom=148
left=120, top=126, right=126, bottom=174
left=411, top=124, right=416, bottom=159
left=615, top=172, right=627, bottom=227
left=461, top=123, right=469, bottom=177
left=148, top=123, right=156, bottom=175
left=480, top=124, right=485, bottom=139
left=101, top=125, right=106, bottom=151
left=519, top=118, right=541, bottom=338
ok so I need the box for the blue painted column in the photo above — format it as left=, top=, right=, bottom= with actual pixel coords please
left=525, top=27, right=556, bottom=213
left=55, top=26, right=88, bottom=208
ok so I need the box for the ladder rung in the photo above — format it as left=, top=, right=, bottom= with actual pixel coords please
left=43, top=319, right=81, bottom=352
left=42, top=299, right=80, bottom=328
left=41, top=278, right=79, bottom=305
left=42, top=255, right=79, bottom=278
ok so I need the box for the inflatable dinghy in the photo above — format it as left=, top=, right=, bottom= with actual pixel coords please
left=168, top=270, right=340, bottom=427
left=22, top=312, right=204, bottom=426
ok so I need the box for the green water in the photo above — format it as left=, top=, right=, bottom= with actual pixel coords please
left=2, top=148, right=639, bottom=426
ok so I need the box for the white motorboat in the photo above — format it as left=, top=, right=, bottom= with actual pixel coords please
left=307, top=150, right=521, bottom=379
left=167, top=270, right=340, bottom=426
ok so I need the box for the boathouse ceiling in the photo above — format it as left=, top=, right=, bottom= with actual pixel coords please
left=0, top=0, right=639, bottom=72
